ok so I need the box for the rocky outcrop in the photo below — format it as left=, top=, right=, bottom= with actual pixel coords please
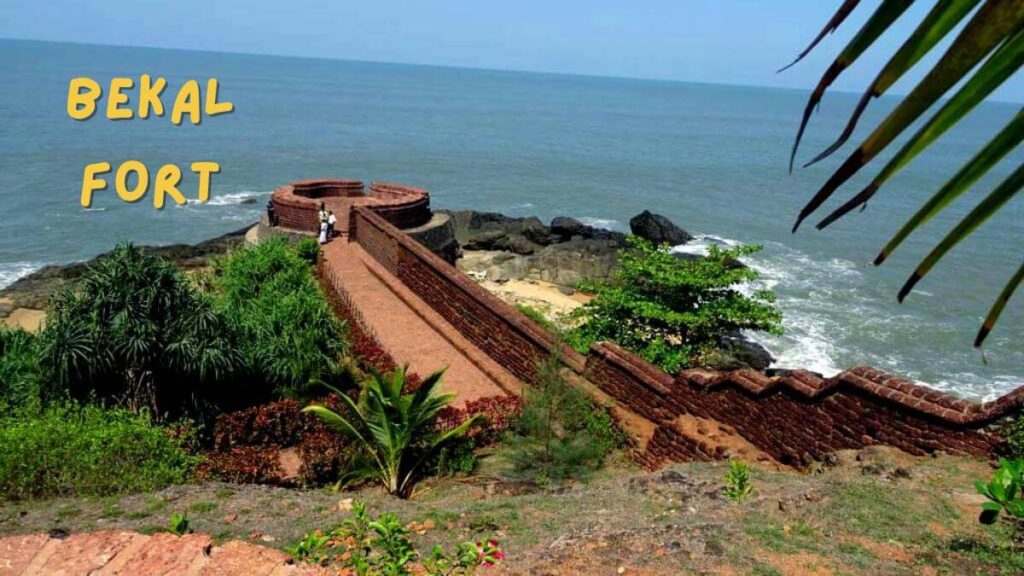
left=0, top=225, right=252, bottom=319
left=629, top=210, right=693, bottom=245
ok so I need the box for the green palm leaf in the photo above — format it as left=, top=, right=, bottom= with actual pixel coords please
left=786, top=0, right=1024, bottom=345
left=875, top=109, right=1024, bottom=265
left=778, top=0, right=863, bottom=73
left=977, top=262, right=1024, bottom=347
left=898, top=162, right=1024, bottom=301
left=788, top=0, right=915, bottom=172
left=793, top=0, right=1024, bottom=232
left=811, top=0, right=982, bottom=166
left=817, top=29, right=1024, bottom=229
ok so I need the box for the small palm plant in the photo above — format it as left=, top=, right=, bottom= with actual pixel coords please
left=303, top=365, right=481, bottom=498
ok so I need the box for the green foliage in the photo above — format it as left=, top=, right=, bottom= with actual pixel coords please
left=303, top=366, right=480, bottom=498
left=166, top=513, right=191, bottom=536
left=723, top=459, right=753, bottom=503
left=976, top=458, right=1024, bottom=527
left=296, top=237, right=321, bottom=266
left=288, top=501, right=504, bottom=575
left=38, top=243, right=238, bottom=416
left=515, top=304, right=557, bottom=334
left=0, top=326, right=43, bottom=410
left=211, top=238, right=347, bottom=399
left=567, top=236, right=782, bottom=373
left=0, top=403, right=198, bottom=499
left=433, top=437, right=479, bottom=477
left=1002, top=416, right=1024, bottom=459
left=508, top=357, right=624, bottom=481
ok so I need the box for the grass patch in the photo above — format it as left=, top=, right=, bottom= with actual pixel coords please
left=190, top=501, right=218, bottom=514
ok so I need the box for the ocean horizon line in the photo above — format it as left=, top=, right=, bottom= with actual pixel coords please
left=8, top=35, right=1021, bottom=106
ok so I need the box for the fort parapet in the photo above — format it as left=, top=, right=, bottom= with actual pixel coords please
left=308, top=177, right=1021, bottom=468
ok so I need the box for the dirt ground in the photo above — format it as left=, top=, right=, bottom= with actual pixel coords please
left=1, top=446, right=1021, bottom=575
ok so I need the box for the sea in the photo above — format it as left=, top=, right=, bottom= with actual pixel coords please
left=1, top=38, right=1020, bottom=401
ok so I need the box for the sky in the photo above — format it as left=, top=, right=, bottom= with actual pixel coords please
left=2, top=0, right=1022, bottom=102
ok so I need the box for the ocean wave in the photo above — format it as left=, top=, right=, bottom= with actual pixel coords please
left=577, top=217, right=620, bottom=231
left=190, top=190, right=271, bottom=206
left=0, top=261, right=44, bottom=290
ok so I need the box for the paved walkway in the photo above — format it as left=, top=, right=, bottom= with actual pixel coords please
left=321, top=238, right=522, bottom=404
left=0, top=531, right=329, bottom=576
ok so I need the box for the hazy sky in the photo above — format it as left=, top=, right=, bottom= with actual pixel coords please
left=2, top=0, right=1022, bottom=102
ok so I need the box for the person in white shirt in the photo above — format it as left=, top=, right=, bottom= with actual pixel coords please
left=318, top=219, right=328, bottom=244
left=327, top=211, right=337, bottom=238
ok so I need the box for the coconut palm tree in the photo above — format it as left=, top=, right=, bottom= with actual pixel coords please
left=303, top=365, right=480, bottom=498
left=784, top=0, right=1023, bottom=347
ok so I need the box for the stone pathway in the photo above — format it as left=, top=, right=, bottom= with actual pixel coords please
left=322, top=238, right=522, bottom=404
left=0, top=531, right=329, bottom=575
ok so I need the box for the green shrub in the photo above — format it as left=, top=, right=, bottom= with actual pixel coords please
left=508, top=357, right=624, bottom=481
left=723, top=459, right=753, bottom=503
left=212, top=238, right=347, bottom=399
left=288, top=501, right=504, bottom=574
left=0, top=326, right=43, bottom=410
left=515, top=304, right=557, bottom=334
left=296, top=237, right=321, bottom=266
left=433, top=437, right=479, bottom=477
left=0, top=403, right=198, bottom=499
left=567, top=236, right=782, bottom=373
left=1002, top=417, right=1024, bottom=459
left=38, top=243, right=238, bottom=416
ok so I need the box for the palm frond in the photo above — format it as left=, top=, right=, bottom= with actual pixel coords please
left=778, top=0, right=863, bottom=73
left=817, top=29, right=1024, bottom=229
left=793, top=0, right=1024, bottom=232
left=977, top=261, right=1024, bottom=346
left=786, top=0, right=1024, bottom=345
left=898, top=162, right=1024, bottom=301
left=789, top=0, right=915, bottom=171
left=876, top=108, right=1024, bottom=264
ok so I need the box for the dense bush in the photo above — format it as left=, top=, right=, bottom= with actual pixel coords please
left=567, top=236, right=782, bottom=373
left=211, top=238, right=348, bottom=399
left=0, top=403, right=198, bottom=499
left=508, top=357, right=624, bottom=481
left=38, top=244, right=238, bottom=416
left=1001, top=416, right=1024, bottom=459
left=0, top=326, right=43, bottom=410
left=200, top=396, right=355, bottom=486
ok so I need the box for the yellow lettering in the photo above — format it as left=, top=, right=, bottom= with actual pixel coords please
left=105, top=77, right=134, bottom=120
left=190, top=162, right=220, bottom=202
left=138, top=74, right=167, bottom=119
left=153, top=164, right=185, bottom=208
left=80, top=162, right=111, bottom=207
left=115, top=160, right=148, bottom=202
left=67, top=78, right=102, bottom=120
left=171, top=80, right=201, bottom=125
left=204, top=79, right=234, bottom=116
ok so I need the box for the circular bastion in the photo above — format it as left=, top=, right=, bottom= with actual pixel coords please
left=269, top=178, right=459, bottom=262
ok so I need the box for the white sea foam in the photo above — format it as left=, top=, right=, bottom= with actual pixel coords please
left=191, top=190, right=271, bottom=206
left=0, top=262, right=44, bottom=290
left=577, top=217, right=620, bottom=231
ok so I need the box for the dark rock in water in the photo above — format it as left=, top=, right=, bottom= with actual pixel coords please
left=671, top=250, right=747, bottom=270
left=630, top=210, right=693, bottom=246
left=521, top=218, right=555, bottom=245
left=706, top=332, right=775, bottom=371
left=463, top=229, right=508, bottom=251
left=550, top=216, right=627, bottom=245
left=550, top=216, right=588, bottom=239
left=239, top=198, right=258, bottom=205
left=494, top=234, right=536, bottom=255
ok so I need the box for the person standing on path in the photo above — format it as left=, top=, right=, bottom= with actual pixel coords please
left=265, top=200, right=277, bottom=227
left=318, top=219, right=328, bottom=244
left=327, top=211, right=337, bottom=238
